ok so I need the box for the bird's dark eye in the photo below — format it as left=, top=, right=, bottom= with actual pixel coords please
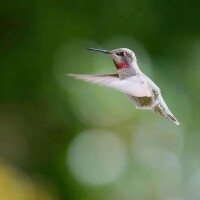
left=116, top=52, right=124, bottom=56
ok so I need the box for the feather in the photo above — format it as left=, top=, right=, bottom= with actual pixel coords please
left=67, top=73, right=151, bottom=97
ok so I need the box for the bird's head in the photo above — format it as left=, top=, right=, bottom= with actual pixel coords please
left=88, top=48, right=136, bottom=70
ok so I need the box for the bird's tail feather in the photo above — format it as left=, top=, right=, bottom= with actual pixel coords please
left=154, top=105, right=180, bottom=125
left=166, top=113, right=180, bottom=125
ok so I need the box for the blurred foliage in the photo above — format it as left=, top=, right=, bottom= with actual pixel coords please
left=0, top=0, right=200, bottom=199
left=0, top=161, right=59, bottom=200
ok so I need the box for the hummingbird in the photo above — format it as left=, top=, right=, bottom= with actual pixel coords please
left=68, top=48, right=180, bottom=125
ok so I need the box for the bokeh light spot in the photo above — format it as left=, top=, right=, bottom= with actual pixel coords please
left=67, top=129, right=127, bottom=186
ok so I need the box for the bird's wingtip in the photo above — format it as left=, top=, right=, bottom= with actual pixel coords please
left=65, top=73, right=87, bottom=80
left=65, top=73, right=81, bottom=78
left=65, top=73, right=75, bottom=76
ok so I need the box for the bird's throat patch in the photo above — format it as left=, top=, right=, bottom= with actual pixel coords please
left=115, top=62, right=129, bottom=70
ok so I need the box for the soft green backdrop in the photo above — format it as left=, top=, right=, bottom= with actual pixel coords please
left=0, top=0, right=200, bottom=199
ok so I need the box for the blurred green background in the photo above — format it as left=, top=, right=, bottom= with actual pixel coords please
left=1, top=0, right=200, bottom=199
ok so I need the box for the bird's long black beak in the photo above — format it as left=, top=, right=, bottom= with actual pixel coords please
left=88, top=48, right=110, bottom=54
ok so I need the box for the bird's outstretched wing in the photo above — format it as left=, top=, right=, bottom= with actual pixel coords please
left=68, top=74, right=151, bottom=97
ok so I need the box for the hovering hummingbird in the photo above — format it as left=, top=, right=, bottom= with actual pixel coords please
left=68, top=48, right=180, bottom=125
